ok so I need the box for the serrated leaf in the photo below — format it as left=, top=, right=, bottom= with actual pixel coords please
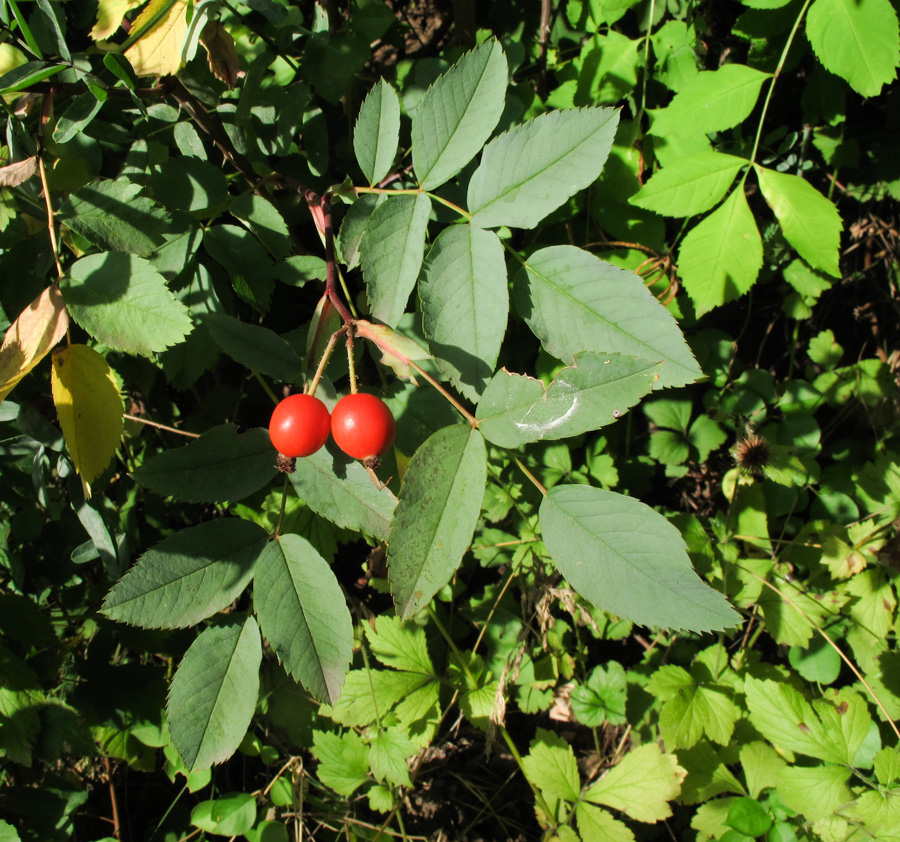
left=875, top=747, right=900, bottom=785
left=476, top=353, right=660, bottom=448
left=777, top=764, right=853, bottom=822
left=365, top=615, right=434, bottom=675
left=131, top=425, right=278, bottom=503
left=355, top=79, right=401, bottom=186
left=539, top=485, right=740, bottom=631
left=201, top=313, right=303, bottom=382
left=677, top=187, right=762, bottom=316
left=311, top=730, right=369, bottom=796
left=57, top=179, right=171, bottom=257
left=630, top=151, right=747, bottom=217
left=289, top=442, right=397, bottom=540
left=678, top=742, right=746, bottom=804
left=805, top=0, right=899, bottom=97
left=388, top=425, right=487, bottom=620
left=584, top=744, right=687, bottom=823
left=338, top=193, right=384, bottom=270
left=648, top=64, right=771, bottom=138
left=62, top=253, right=193, bottom=355
left=522, top=728, right=581, bottom=802
left=253, top=534, right=352, bottom=705
left=369, top=729, right=415, bottom=787
left=576, top=803, right=635, bottom=842
left=419, top=224, right=508, bottom=402
left=468, top=106, right=619, bottom=229
left=229, top=194, right=291, bottom=259
left=0, top=284, right=68, bottom=404
left=411, top=39, right=507, bottom=189
left=514, top=246, right=701, bottom=389
left=51, top=344, right=123, bottom=483
left=167, top=615, right=262, bottom=771
left=361, top=193, right=431, bottom=328
left=124, top=0, right=190, bottom=78
left=102, top=519, right=266, bottom=628
left=203, top=225, right=275, bottom=313
left=755, top=166, right=842, bottom=277
left=570, top=661, right=628, bottom=726
left=354, top=320, right=433, bottom=383
left=326, top=669, right=433, bottom=728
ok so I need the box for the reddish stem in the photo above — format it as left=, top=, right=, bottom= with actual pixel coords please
left=318, top=194, right=354, bottom=325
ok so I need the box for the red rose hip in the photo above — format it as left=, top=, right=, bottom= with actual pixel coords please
left=331, top=393, right=395, bottom=461
left=269, top=394, right=331, bottom=457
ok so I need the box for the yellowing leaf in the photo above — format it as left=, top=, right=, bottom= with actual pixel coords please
left=583, top=744, right=687, bottom=823
left=123, top=0, right=189, bottom=78
left=51, top=345, right=123, bottom=483
left=91, top=0, right=145, bottom=41
left=200, top=21, right=240, bottom=89
left=0, top=284, right=69, bottom=404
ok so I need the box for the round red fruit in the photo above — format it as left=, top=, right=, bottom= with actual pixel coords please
left=331, top=393, right=395, bottom=461
left=269, top=394, right=331, bottom=458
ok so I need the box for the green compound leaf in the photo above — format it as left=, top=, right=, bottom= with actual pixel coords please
left=131, top=425, right=278, bottom=503
left=469, top=106, right=619, bottom=230
left=61, top=253, right=193, bottom=356
left=419, top=224, right=508, bottom=403
left=522, top=728, right=581, bottom=802
left=57, top=179, right=171, bottom=256
left=102, top=519, right=267, bottom=629
left=539, top=485, right=740, bottom=632
left=167, top=615, right=262, bottom=771
left=361, top=193, right=432, bottom=328
left=648, top=63, right=771, bottom=138
left=513, top=245, right=702, bottom=389
left=677, top=187, right=762, bottom=316
left=389, top=425, right=487, bottom=620
left=630, top=151, right=747, bottom=217
left=253, top=534, right=352, bottom=705
left=411, top=38, right=507, bottom=190
left=806, top=0, right=899, bottom=98
left=354, top=79, right=401, bottom=186
left=289, top=442, right=397, bottom=541
left=476, top=352, right=660, bottom=448
left=201, top=313, right=304, bottom=383
left=584, top=744, right=687, bottom=823
left=755, top=166, right=842, bottom=277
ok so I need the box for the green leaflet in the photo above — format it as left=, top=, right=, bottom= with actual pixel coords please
left=253, top=534, right=353, bottom=705
left=201, top=312, right=304, bottom=383
left=806, top=0, right=899, bottom=98
left=539, top=484, right=740, bottom=632
left=167, top=615, right=262, bottom=771
left=354, top=79, right=400, bottom=186
left=411, top=39, right=507, bottom=189
left=419, top=224, right=508, bottom=403
left=677, top=187, right=762, bottom=315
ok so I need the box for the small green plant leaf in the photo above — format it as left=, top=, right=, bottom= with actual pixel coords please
left=62, top=253, right=193, bottom=355
left=361, top=193, right=432, bottom=327
left=203, top=224, right=275, bottom=313
left=677, top=187, right=762, bottom=315
left=468, top=106, right=619, bottom=229
left=102, top=519, right=266, bottom=628
left=570, top=661, right=628, bottom=726
left=354, top=79, right=401, bottom=186
left=167, top=615, right=262, bottom=771
left=522, top=728, right=581, bottom=802
left=514, top=246, right=702, bottom=389
left=584, top=744, right=687, bottom=823
left=419, top=223, right=508, bottom=403
left=289, top=442, right=398, bottom=540
left=755, top=166, right=842, bottom=277
left=253, top=534, right=353, bottom=705
left=805, top=0, right=899, bottom=97
left=57, top=179, right=171, bottom=256
left=191, top=792, right=256, bottom=836
left=874, top=747, right=900, bottom=785
left=388, top=425, right=487, bottom=620
left=630, top=151, right=747, bottom=217
left=369, top=729, right=415, bottom=787
left=201, top=313, right=304, bottom=382
left=338, top=193, right=384, bottom=269
left=725, top=797, right=773, bottom=837
left=411, top=38, right=507, bottom=189
left=777, top=764, right=853, bottom=822
left=131, top=425, right=278, bottom=503
left=229, top=194, right=292, bottom=259
left=648, top=64, right=771, bottom=138
left=476, top=352, right=660, bottom=448
left=365, top=615, right=434, bottom=675
left=311, top=730, right=370, bottom=796
left=539, top=485, right=740, bottom=631
left=576, top=803, right=635, bottom=842
left=53, top=92, right=104, bottom=144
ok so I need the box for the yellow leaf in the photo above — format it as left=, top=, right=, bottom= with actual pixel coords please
left=124, top=0, right=190, bottom=78
left=0, top=284, right=69, bottom=404
left=200, top=20, right=241, bottom=89
left=90, top=0, right=145, bottom=41
left=51, top=345, right=123, bottom=483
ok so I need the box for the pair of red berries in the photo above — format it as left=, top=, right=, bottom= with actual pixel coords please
left=269, top=392, right=395, bottom=462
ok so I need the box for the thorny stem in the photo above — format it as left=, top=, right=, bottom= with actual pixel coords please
left=320, top=195, right=355, bottom=324
left=744, top=0, right=815, bottom=177
left=123, top=414, right=201, bottom=438
left=305, top=325, right=347, bottom=397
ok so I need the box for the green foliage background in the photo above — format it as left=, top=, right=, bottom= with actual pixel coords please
left=1, top=0, right=900, bottom=840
